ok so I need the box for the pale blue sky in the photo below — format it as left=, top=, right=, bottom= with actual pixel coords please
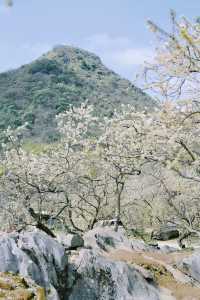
left=0, top=0, right=199, bottom=80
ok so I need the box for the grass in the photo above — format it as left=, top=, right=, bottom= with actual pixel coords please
left=0, top=272, right=46, bottom=300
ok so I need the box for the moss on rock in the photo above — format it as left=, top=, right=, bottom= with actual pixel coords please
left=0, top=272, right=46, bottom=300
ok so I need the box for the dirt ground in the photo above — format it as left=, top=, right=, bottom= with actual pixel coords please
left=107, top=248, right=200, bottom=300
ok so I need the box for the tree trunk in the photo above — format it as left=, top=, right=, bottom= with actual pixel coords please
left=27, top=207, right=56, bottom=238
left=114, top=181, right=124, bottom=232
left=178, top=231, right=191, bottom=248
left=114, top=194, right=121, bottom=232
left=36, top=222, right=56, bottom=238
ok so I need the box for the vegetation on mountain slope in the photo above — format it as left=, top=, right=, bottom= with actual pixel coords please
left=0, top=45, right=155, bottom=142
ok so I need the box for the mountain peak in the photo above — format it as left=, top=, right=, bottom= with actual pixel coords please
left=42, top=44, right=102, bottom=66
left=0, top=45, right=155, bottom=142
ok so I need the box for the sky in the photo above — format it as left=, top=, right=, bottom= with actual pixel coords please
left=0, top=0, right=200, bottom=80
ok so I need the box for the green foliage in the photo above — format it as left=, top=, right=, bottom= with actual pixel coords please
left=22, top=142, right=53, bottom=154
left=127, top=228, right=152, bottom=242
left=28, top=58, right=61, bottom=75
left=0, top=45, right=155, bottom=142
left=0, top=166, right=5, bottom=177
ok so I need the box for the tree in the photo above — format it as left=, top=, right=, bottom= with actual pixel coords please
left=141, top=11, right=200, bottom=245
left=144, top=10, right=200, bottom=106
left=0, top=102, right=158, bottom=233
left=0, top=103, right=110, bottom=233
left=5, top=0, right=13, bottom=7
left=99, top=106, right=152, bottom=230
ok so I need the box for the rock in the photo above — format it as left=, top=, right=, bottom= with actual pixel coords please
left=130, top=263, right=155, bottom=283
left=84, top=227, right=161, bottom=253
left=94, top=219, right=123, bottom=228
left=0, top=230, right=68, bottom=299
left=178, top=250, right=200, bottom=283
left=83, top=227, right=132, bottom=251
left=131, top=239, right=147, bottom=251
left=0, top=272, right=46, bottom=300
left=159, top=244, right=180, bottom=253
left=57, top=233, right=84, bottom=250
left=68, top=249, right=161, bottom=300
left=0, top=272, right=44, bottom=299
left=84, top=226, right=162, bottom=252
left=152, top=224, right=179, bottom=241
left=131, top=239, right=157, bottom=251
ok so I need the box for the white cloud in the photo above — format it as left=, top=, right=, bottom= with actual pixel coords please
left=84, top=34, right=132, bottom=51
left=111, top=48, right=153, bottom=67
left=82, top=33, right=153, bottom=80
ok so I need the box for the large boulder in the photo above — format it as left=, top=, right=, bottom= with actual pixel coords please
left=152, top=224, right=179, bottom=241
left=68, top=249, right=161, bottom=300
left=84, top=227, right=158, bottom=253
left=83, top=226, right=132, bottom=251
left=178, top=250, right=200, bottom=283
left=0, top=230, right=68, bottom=299
left=57, top=232, right=84, bottom=250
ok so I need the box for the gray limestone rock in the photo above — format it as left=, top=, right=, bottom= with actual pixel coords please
left=68, top=249, right=161, bottom=300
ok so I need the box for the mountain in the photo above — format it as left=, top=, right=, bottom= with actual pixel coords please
left=0, top=45, right=156, bottom=142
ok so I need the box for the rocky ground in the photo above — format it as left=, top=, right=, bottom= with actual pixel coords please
left=0, top=224, right=200, bottom=299
left=0, top=272, right=45, bottom=299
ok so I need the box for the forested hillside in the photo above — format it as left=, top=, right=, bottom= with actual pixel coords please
left=0, top=45, right=155, bottom=141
